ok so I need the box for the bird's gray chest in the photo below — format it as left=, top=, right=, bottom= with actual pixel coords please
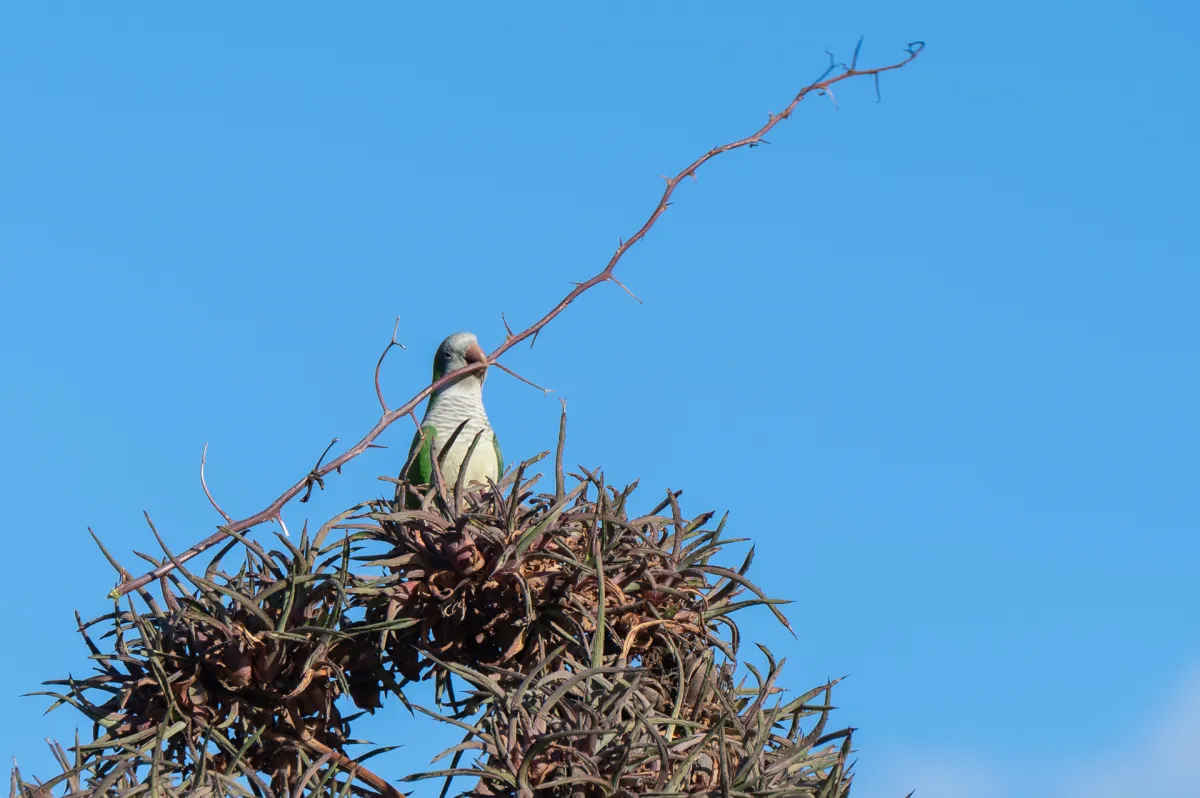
left=424, top=392, right=493, bottom=482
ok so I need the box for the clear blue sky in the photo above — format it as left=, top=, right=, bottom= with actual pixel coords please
left=2, top=4, right=1197, bottom=797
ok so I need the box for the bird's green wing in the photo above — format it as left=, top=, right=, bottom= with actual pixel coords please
left=492, top=434, right=504, bottom=479
left=406, top=424, right=437, bottom=486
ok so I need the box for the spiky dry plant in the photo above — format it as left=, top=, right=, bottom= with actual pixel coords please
left=13, top=412, right=856, bottom=798
left=14, top=511, right=400, bottom=798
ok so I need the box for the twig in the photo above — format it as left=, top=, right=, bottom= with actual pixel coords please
left=374, top=317, right=406, bottom=413
left=200, top=443, right=232, bottom=524
left=112, top=40, right=923, bottom=598
left=299, top=438, right=340, bottom=504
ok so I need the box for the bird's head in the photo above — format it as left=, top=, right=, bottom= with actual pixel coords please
left=431, top=331, right=488, bottom=388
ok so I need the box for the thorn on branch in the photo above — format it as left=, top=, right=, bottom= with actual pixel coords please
left=492, top=361, right=554, bottom=395
left=821, top=88, right=839, bottom=111
left=608, top=274, right=643, bottom=304
left=851, top=35, right=864, bottom=71
left=501, top=312, right=515, bottom=339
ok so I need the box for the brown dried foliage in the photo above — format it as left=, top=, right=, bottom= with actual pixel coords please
left=14, top=410, right=855, bottom=798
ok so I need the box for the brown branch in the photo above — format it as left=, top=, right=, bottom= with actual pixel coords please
left=111, top=40, right=923, bottom=599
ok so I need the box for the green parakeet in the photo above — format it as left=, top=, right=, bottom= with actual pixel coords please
left=403, top=332, right=503, bottom=498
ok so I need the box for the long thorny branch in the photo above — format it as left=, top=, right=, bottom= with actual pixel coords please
left=111, top=38, right=924, bottom=599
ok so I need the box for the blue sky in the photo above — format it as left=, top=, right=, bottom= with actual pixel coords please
left=2, top=3, right=1197, bottom=796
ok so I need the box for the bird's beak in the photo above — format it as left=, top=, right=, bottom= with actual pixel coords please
left=464, top=341, right=488, bottom=369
